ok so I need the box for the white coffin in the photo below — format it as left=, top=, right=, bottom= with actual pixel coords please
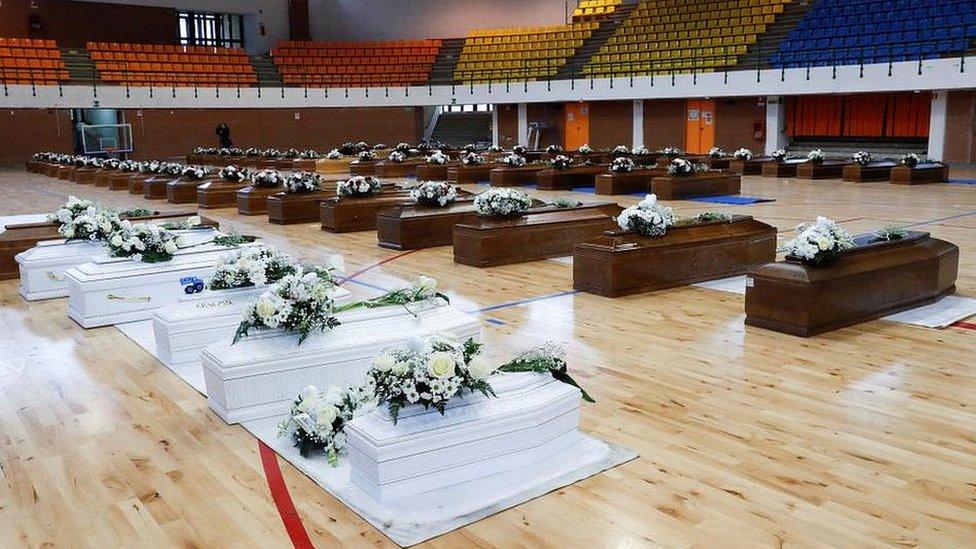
left=201, top=300, right=482, bottom=424
left=345, top=373, right=582, bottom=502
left=151, top=284, right=355, bottom=368
left=17, top=239, right=104, bottom=300
left=65, top=239, right=265, bottom=328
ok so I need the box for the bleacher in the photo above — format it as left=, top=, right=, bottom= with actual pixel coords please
left=573, top=0, right=623, bottom=20
left=584, top=0, right=789, bottom=77
left=271, top=40, right=441, bottom=87
left=0, top=38, right=68, bottom=85
left=455, top=22, right=598, bottom=83
left=87, top=42, right=256, bottom=87
left=772, top=0, right=976, bottom=68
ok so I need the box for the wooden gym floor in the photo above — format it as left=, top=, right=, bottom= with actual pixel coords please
left=0, top=166, right=975, bottom=547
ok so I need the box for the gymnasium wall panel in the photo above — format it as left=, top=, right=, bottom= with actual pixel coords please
left=588, top=100, right=632, bottom=149
left=0, top=0, right=31, bottom=38
left=34, top=0, right=179, bottom=48
left=714, top=97, right=766, bottom=152
left=0, top=109, right=74, bottom=165
left=495, top=104, right=519, bottom=148
left=944, top=90, right=975, bottom=164
left=642, top=99, right=686, bottom=151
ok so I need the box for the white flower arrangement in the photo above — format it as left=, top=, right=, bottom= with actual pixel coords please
left=462, top=144, right=478, bottom=153
left=545, top=144, right=563, bottom=154
left=208, top=247, right=301, bottom=290
left=666, top=158, right=703, bottom=177
left=356, top=150, right=376, bottom=162
left=73, top=156, right=96, bottom=168
left=852, top=151, right=872, bottom=166
left=277, top=383, right=377, bottom=462
left=326, top=149, right=342, bottom=160
left=181, top=165, right=209, bottom=180
left=474, top=188, right=532, bottom=217
left=550, top=155, right=574, bottom=170
left=578, top=144, right=593, bottom=154
left=193, top=147, right=217, bottom=155
left=118, top=160, right=139, bottom=172
left=395, top=142, right=411, bottom=152
left=218, top=165, right=250, bottom=182
left=300, top=149, right=320, bottom=159
left=616, top=194, right=676, bottom=237
left=783, top=216, right=856, bottom=267
left=873, top=224, right=908, bottom=242
left=58, top=210, right=122, bottom=242
left=283, top=148, right=301, bottom=159
left=771, top=149, right=788, bottom=162
left=336, top=175, right=381, bottom=197
left=371, top=142, right=386, bottom=150
left=388, top=151, right=407, bottom=163
left=631, top=145, right=650, bottom=155
left=498, top=154, right=527, bottom=168
left=410, top=181, right=458, bottom=207
left=461, top=152, right=485, bottom=166
left=102, top=158, right=120, bottom=170
left=708, top=147, right=726, bottom=158
left=660, top=146, right=683, bottom=157
left=234, top=270, right=341, bottom=344
left=512, top=144, right=528, bottom=155
left=90, top=158, right=106, bottom=168
left=425, top=151, right=450, bottom=165
left=245, top=147, right=262, bottom=157
left=613, top=145, right=631, bottom=157
left=807, top=149, right=825, bottom=162
left=47, top=196, right=99, bottom=225
left=138, top=160, right=161, bottom=174
left=901, top=153, right=922, bottom=167
left=488, top=145, right=503, bottom=153
left=610, top=157, right=635, bottom=173
left=251, top=169, right=282, bottom=187
left=106, top=221, right=181, bottom=263
left=283, top=172, right=322, bottom=194
left=733, top=148, right=753, bottom=160
left=263, top=148, right=282, bottom=158
left=161, top=162, right=184, bottom=176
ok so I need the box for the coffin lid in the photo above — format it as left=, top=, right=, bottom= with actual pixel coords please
left=15, top=239, right=104, bottom=266
left=155, top=285, right=354, bottom=325
left=577, top=215, right=773, bottom=252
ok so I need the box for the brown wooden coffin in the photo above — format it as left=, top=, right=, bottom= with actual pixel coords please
left=56, top=166, right=75, bottom=180
left=573, top=216, right=777, bottom=297
left=536, top=165, right=607, bottom=190
left=571, top=152, right=611, bottom=164
left=25, top=161, right=39, bottom=172
left=796, top=160, right=847, bottom=180
left=375, top=160, right=422, bottom=178
left=489, top=165, right=546, bottom=187
left=125, top=174, right=150, bottom=193
left=197, top=180, right=251, bottom=209
left=267, top=192, right=332, bottom=224
left=594, top=169, right=666, bottom=195
left=0, top=210, right=214, bottom=280
left=93, top=170, right=114, bottom=187
left=274, top=159, right=299, bottom=171
left=729, top=157, right=772, bottom=175
left=447, top=164, right=493, bottom=184
left=453, top=203, right=624, bottom=267
left=104, top=172, right=131, bottom=190
left=842, top=162, right=897, bottom=182
left=761, top=160, right=806, bottom=178
left=144, top=176, right=178, bottom=199
left=313, top=158, right=355, bottom=175
left=349, top=160, right=378, bottom=176
left=415, top=163, right=451, bottom=181
left=185, top=154, right=210, bottom=165
left=651, top=173, right=741, bottom=200
left=320, top=191, right=427, bottom=233
left=166, top=179, right=211, bottom=204
left=72, top=168, right=99, bottom=184
left=704, top=157, right=732, bottom=170
left=38, top=163, right=56, bottom=176
left=236, top=185, right=283, bottom=215
left=889, top=164, right=949, bottom=185
left=744, top=231, right=958, bottom=337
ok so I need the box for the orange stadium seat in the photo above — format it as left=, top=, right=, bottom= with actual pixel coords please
left=0, top=37, right=68, bottom=84
left=271, top=39, right=442, bottom=87
left=86, top=41, right=256, bottom=87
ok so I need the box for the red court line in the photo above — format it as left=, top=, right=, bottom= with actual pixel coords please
left=258, top=248, right=420, bottom=548
left=338, top=249, right=421, bottom=286
left=259, top=441, right=315, bottom=549
left=952, top=321, right=976, bottom=331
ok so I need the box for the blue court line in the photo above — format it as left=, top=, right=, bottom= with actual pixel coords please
left=687, top=195, right=776, bottom=205
left=466, top=289, right=580, bottom=314
left=484, top=318, right=508, bottom=326
left=947, top=179, right=976, bottom=185
left=904, top=209, right=976, bottom=228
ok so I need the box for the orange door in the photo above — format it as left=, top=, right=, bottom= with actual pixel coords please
left=685, top=99, right=716, bottom=153
left=564, top=102, right=589, bottom=150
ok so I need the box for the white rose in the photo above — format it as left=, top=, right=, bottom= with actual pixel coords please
left=254, top=297, right=278, bottom=322
left=313, top=402, right=338, bottom=427
left=372, top=353, right=396, bottom=372
left=187, top=216, right=202, bottom=227
left=297, top=385, right=319, bottom=411
left=417, top=275, right=437, bottom=295
left=467, top=355, right=496, bottom=380
left=426, top=351, right=456, bottom=379
left=163, top=240, right=178, bottom=254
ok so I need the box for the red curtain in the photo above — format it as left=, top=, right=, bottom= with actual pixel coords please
left=786, top=92, right=930, bottom=137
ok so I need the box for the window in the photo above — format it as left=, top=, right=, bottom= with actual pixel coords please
left=442, top=104, right=494, bottom=113
left=178, top=11, right=244, bottom=49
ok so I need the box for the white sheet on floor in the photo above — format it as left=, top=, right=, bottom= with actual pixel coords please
left=113, top=320, right=637, bottom=547
left=691, top=275, right=747, bottom=295
left=0, top=214, right=47, bottom=234
left=883, top=295, right=976, bottom=328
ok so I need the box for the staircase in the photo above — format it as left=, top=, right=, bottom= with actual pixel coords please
left=61, top=47, right=99, bottom=85
left=788, top=137, right=928, bottom=159
left=251, top=55, right=282, bottom=87
left=556, top=1, right=637, bottom=79
left=430, top=112, right=492, bottom=147
left=429, top=38, right=465, bottom=85
left=737, top=0, right=816, bottom=69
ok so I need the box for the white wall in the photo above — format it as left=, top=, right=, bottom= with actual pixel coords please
left=64, top=0, right=289, bottom=54
left=308, top=0, right=570, bottom=41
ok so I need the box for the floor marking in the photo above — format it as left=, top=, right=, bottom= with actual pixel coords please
left=468, top=290, right=580, bottom=314
left=259, top=441, right=315, bottom=549
left=903, top=209, right=976, bottom=228
left=952, top=321, right=976, bottom=331
left=336, top=249, right=421, bottom=286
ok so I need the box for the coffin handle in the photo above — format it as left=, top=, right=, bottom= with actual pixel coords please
left=107, top=294, right=152, bottom=303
